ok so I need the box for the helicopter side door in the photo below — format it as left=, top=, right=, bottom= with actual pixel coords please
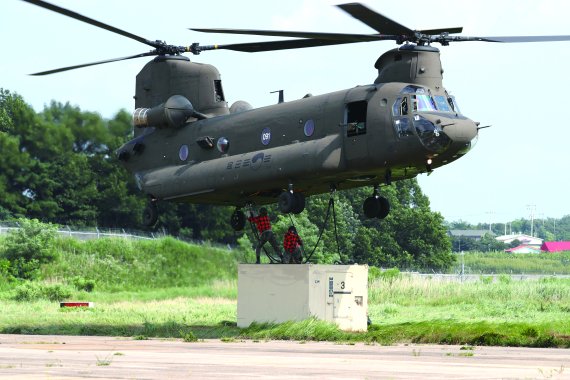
left=343, top=90, right=370, bottom=167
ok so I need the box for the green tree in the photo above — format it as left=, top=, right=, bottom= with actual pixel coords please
left=476, top=233, right=506, bottom=252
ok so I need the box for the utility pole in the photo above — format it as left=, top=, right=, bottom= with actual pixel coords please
left=526, top=204, right=536, bottom=237
left=485, top=211, right=495, bottom=233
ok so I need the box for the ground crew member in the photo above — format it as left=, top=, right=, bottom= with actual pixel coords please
left=283, top=226, right=304, bottom=264
left=248, top=207, right=283, bottom=264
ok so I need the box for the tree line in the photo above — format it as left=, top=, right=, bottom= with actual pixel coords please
left=0, top=88, right=453, bottom=271
left=447, top=215, right=570, bottom=252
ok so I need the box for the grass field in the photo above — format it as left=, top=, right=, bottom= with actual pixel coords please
left=1, top=237, right=569, bottom=347
left=1, top=275, right=569, bottom=347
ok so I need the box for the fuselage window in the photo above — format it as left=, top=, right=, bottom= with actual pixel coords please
left=214, top=80, right=225, bottom=102
left=346, top=100, right=367, bottom=137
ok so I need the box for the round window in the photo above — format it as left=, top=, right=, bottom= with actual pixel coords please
left=304, top=119, right=315, bottom=137
left=217, top=137, right=230, bottom=153
left=179, top=144, right=189, bottom=161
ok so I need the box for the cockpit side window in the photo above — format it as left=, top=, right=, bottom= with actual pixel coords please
left=346, top=100, right=367, bottom=137
left=392, top=97, right=413, bottom=138
left=448, top=95, right=461, bottom=114
left=392, top=97, right=401, bottom=116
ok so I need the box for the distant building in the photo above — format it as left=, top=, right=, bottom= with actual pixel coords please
left=495, top=234, right=543, bottom=247
left=448, top=230, right=492, bottom=240
left=505, top=244, right=541, bottom=254
left=541, top=241, right=570, bottom=252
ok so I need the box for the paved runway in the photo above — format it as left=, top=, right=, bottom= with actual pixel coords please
left=0, top=334, right=568, bottom=379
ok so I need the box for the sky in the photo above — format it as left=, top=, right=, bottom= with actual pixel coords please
left=2, top=0, right=570, bottom=225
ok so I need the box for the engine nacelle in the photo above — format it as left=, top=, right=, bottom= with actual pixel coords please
left=133, top=95, right=205, bottom=129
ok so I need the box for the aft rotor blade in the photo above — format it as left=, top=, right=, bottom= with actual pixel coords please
left=199, top=38, right=369, bottom=53
left=30, top=52, right=157, bottom=76
left=191, top=28, right=395, bottom=42
left=21, top=0, right=158, bottom=48
left=336, top=3, right=413, bottom=35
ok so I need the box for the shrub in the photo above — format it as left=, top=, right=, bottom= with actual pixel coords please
left=71, top=276, right=96, bottom=292
left=368, top=266, right=382, bottom=283
left=3, top=219, right=58, bottom=279
left=380, top=267, right=401, bottom=286
left=0, top=258, right=13, bottom=280
left=498, top=274, right=512, bottom=284
left=181, top=331, right=198, bottom=342
left=9, top=258, right=40, bottom=280
left=12, top=282, right=72, bottom=301
left=480, top=275, right=493, bottom=284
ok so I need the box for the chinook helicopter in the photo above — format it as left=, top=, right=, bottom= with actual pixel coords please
left=23, top=0, right=570, bottom=230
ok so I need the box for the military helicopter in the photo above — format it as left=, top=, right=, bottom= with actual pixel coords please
left=23, top=0, right=570, bottom=230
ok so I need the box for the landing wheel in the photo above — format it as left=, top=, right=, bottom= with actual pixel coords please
left=363, top=196, right=390, bottom=219
left=278, top=191, right=295, bottom=213
left=142, top=202, right=158, bottom=226
left=363, top=197, right=381, bottom=218
left=279, top=191, right=305, bottom=214
left=292, top=193, right=305, bottom=214
left=377, top=196, right=390, bottom=219
left=230, top=209, right=246, bottom=231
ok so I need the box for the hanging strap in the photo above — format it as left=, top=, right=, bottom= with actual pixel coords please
left=331, top=195, right=345, bottom=264
left=303, top=196, right=335, bottom=263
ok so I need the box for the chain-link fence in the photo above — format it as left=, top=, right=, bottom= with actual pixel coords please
left=0, top=221, right=164, bottom=241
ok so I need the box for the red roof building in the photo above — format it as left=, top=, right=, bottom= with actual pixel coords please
left=540, top=242, right=570, bottom=252
left=505, top=245, right=541, bottom=254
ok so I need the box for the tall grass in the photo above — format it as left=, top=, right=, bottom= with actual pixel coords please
left=368, top=274, right=570, bottom=326
left=450, top=251, right=570, bottom=274
left=40, top=237, right=239, bottom=291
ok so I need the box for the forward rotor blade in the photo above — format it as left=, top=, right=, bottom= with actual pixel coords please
left=200, top=38, right=370, bottom=53
left=21, top=0, right=158, bottom=48
left=30, top=52, right=157, bottom=76
left=191, top=28, right=392, bottom=42
left=438, top=35, right=570, bottom=44
left=476, top=35, right=570, bottom=43
left=336, top=3, right=413, bottom=35
left=419, top=27, right=463, bottom=35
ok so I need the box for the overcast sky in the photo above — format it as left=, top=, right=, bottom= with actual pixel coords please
left=2, top=0, right=570, bottom=224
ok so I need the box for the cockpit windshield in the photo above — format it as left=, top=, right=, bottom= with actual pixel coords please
left=400, top=85, right=461, bottom=114
left=413, top=94, right=437, bottom=112
left=433, top=96, right=452, bottom=112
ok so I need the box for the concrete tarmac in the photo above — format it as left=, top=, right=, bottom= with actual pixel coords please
left=0, top=334, right=568, bottom=379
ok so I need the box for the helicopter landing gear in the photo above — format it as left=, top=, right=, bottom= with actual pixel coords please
left=230, top=208, right=246, bottom=231
left=142, top=200, right=158, bottom=226
left=278, top=191, right=305, bottom=214
left=363, top=185, right=390, bottom=219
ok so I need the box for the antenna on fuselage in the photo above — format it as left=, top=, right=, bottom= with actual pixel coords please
left=270, top=90, right=284, bottom=104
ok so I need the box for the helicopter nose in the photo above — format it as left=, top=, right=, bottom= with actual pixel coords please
left=440, top=118, right=478, bottom=144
